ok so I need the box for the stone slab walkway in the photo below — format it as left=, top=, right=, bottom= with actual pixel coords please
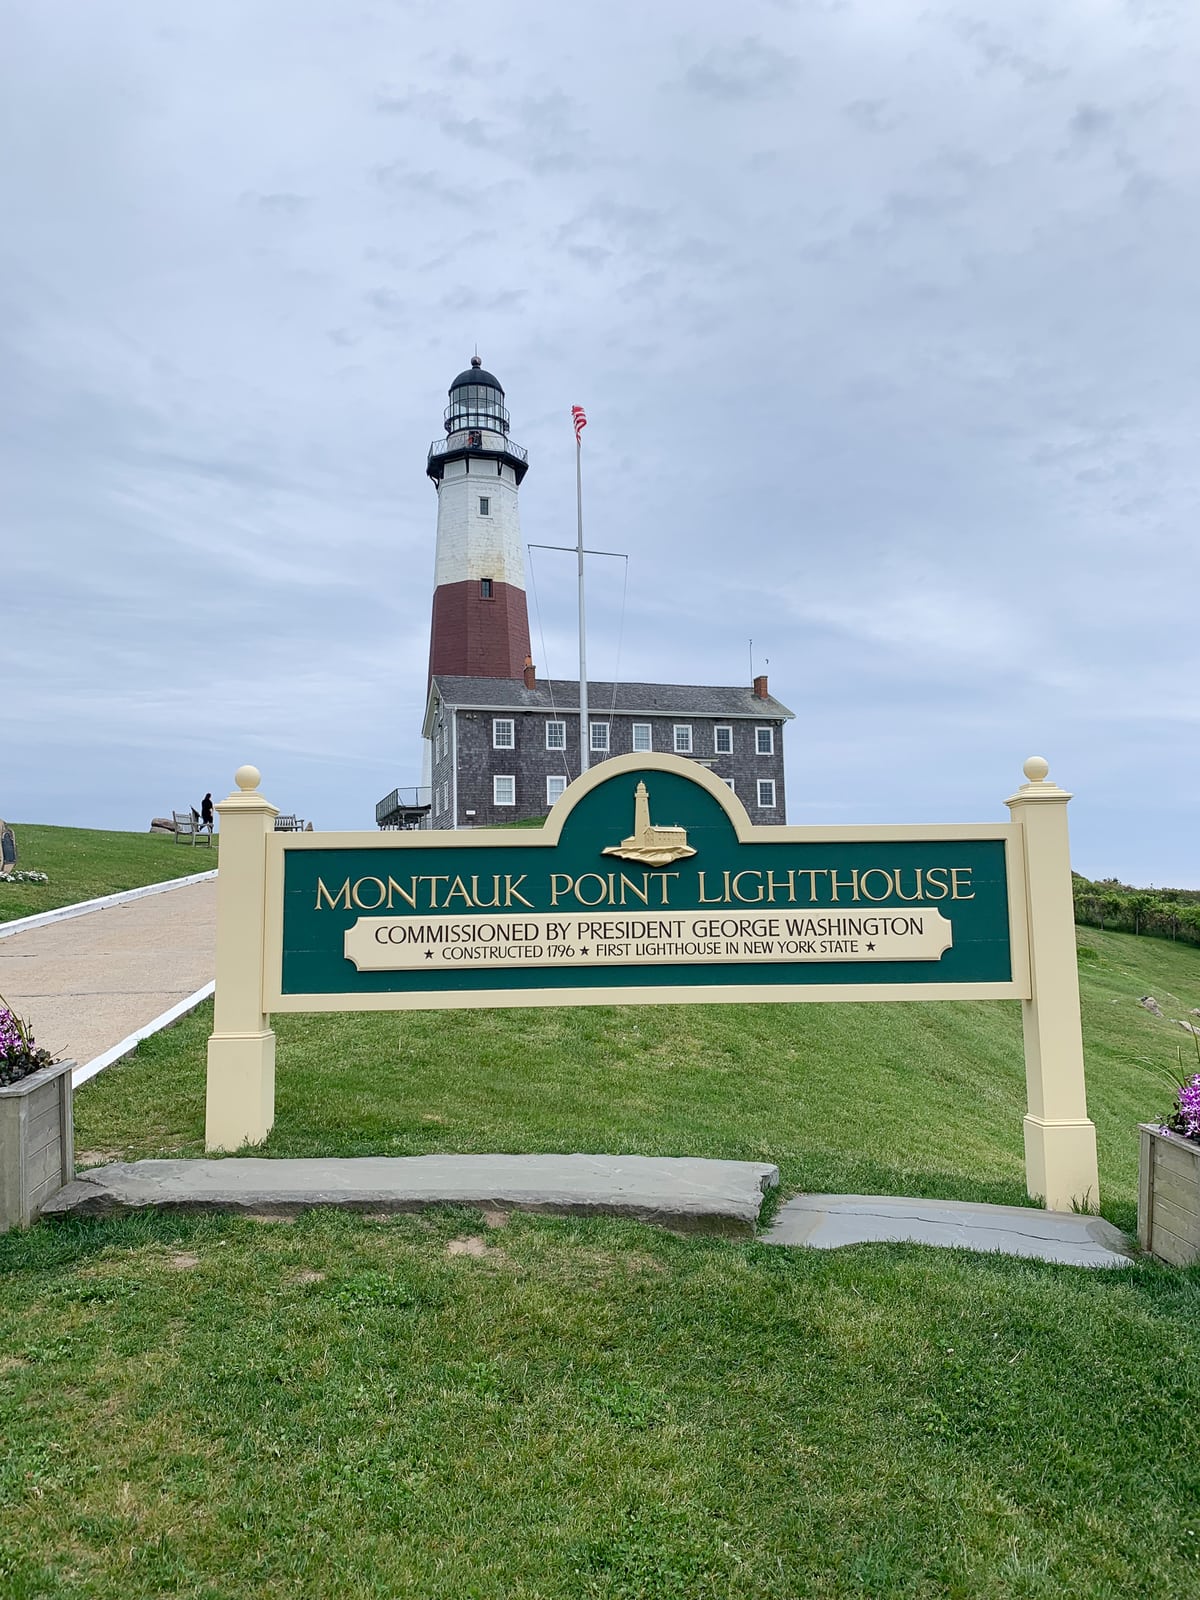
left=44, top=1154, right=782, bottom=1235
left=0, top=878, right=217, bottom=1068
left=765, top=1193, right=1135, bottom=1268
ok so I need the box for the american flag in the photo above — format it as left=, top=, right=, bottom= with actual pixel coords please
left=571, top=405, right=587, bottom=443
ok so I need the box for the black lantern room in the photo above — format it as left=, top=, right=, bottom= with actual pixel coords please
left=427, top=355, right=529, bottom=486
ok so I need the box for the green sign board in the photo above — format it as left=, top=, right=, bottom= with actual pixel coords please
left=270, top=758, right=1021, bottom=1010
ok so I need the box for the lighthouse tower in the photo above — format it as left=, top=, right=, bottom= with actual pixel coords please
left=426, top=356, right=531, bottom=682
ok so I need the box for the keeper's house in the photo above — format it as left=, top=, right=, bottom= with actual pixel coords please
left=421, top=669, right=793, bottom=830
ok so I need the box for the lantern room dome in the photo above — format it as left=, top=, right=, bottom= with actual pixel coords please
left=443, top=354, right=510, bottom=438
left=449, top=355, right=504, bottom=394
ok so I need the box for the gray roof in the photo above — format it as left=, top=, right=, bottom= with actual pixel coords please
left=429, top=675, right=794, bottom=720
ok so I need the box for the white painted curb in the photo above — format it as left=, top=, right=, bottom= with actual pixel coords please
left=73, top=981, right=215, bottom=1088
left=0, top=870, right=217, bottom=940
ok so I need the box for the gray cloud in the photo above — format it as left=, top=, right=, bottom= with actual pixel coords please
left=2, top=0, right=1199, bottom=885
left=246, top=191, right=309, bottom=215
left=682, top=37, right=799, bottom=100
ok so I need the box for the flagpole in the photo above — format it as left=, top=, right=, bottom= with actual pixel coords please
left=576, top=430, right=589, bottom=775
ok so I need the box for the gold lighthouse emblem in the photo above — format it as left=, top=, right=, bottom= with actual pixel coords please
left=602, top=782, right=696, bottom=867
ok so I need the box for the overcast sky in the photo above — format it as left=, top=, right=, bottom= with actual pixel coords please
left=4, top=1, right=1198, bottom=884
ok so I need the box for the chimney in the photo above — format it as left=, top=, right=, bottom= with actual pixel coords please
left=753, top=674, right=768, bottom=700
left=523, top=655, right=537, bottom=691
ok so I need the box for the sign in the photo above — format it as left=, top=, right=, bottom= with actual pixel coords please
left=208, top=753, right=1098, bottom=1213
left=267, top=757, right=1026, bottom=1010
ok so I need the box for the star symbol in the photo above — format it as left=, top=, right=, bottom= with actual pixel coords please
left=425, top=951, right=435, bottom=960
left=579, top=946, right=589, bottom=956
left=865, top=942, right=876, bottom=951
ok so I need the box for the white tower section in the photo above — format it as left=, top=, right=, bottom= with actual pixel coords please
left=432, top=453, right=526, bottom=591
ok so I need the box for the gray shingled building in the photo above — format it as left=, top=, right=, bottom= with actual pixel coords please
left=417, top=672, right=794, bottom=830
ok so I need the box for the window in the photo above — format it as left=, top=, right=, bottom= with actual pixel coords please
left=756, top=727, right=774, bottom=756
left=480, top=578, right=494, bottom=599
left=757, top=779, right=776, bottom=809
left=590, top=722, right=610, bottom=753
left=723, top=777, right=736, bottom=793
left=546, top=775, right=567, bottom=806
left=714, top=725, right=733, bottom=754
left=546, top=720, right=566, bottom=750
left=493, top=718, right=515, bottom=750
left=442, top=782, right=449, bottom=814
left=632, top=723, right=652, bottom=752
left=479, top=496, right=490, bottom=516
left=673, top=725, right=693, bottom=754
left=494, top=775, right=515, bottom=806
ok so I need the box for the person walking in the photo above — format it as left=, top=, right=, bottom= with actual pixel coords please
left=200, top=793, right=214, bottom=832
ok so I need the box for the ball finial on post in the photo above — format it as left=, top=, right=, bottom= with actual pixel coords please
left=234, top=765, right=262, bottom=793
left=1023, top=756, right=1050, bottom=785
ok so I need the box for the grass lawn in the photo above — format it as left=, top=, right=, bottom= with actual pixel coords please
left=1, top=1209, right=1198, bottom=1599
left=71, top=927, right=1200, bottom=1236
left=0, top=824, right=216, bottom=924
left=3, top=928, right=1200, bottom=1594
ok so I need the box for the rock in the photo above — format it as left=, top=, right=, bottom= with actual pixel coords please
left=1139, top=996, right=1164, bottom=1017
left=150, top=817, right=176, bottom=832
left=41, top=1154, right=781, bottom=1236
left=1175, top=1019, right=1200, bottom=1037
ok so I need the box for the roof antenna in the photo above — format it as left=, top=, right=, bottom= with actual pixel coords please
left=748, top=638, right=754, bottom=680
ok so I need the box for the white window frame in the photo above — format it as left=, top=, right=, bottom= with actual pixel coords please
left=755, top=726, right=774, bottom=756
left=545, top=720, right=566, bottom=751
left=546, top=775, right=567, bottom=806
left=590, top=721, right=610, bottom=753
left=478, top=495, right=490, bottom=516
left=723, top=777, right=736, bottom=793
left=757, top=778, right=776, bottom=809
left=493, top=718, right=515, bottom=750
left=442, top=781, right=449, bottom=814
left=632, top=723, right=652, bottom=752
left=673, top=724, right=693, bottom=754
left=713, top=725, right=733, bottom=755
left=494, top=775, right=515, bottom=807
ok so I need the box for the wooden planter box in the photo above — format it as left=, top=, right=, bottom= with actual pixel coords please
left=1138, top=1123, right=1200, bottom=1266
left=0, top=1059, right=75, bottom=1232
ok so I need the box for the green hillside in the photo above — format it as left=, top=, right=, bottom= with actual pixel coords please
left=74, top=925, right=1200, bottom=1236
left=0, top=823, right=216, bottom=923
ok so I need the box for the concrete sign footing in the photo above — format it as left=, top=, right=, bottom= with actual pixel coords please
left=765, top=1194, right=1135, bottom=1268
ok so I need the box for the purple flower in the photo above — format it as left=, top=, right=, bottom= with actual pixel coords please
left=1163, top=1072, right=1200, bottom=1143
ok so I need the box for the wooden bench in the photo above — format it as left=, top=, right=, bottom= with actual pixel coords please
left=173, top=810, right=213, bottom=847
left=273, top=815, right=305, bottom=833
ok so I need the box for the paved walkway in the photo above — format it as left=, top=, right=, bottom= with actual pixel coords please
left=0, top=878, right=217, bottom=1067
